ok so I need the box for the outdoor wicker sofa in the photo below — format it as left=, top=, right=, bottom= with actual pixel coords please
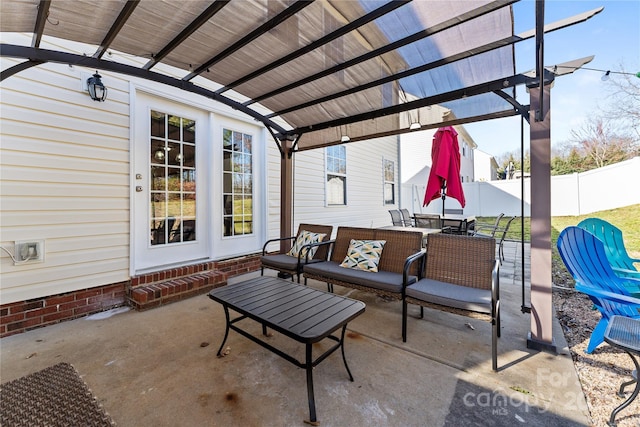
left=303, top=226, right=424, bottom=300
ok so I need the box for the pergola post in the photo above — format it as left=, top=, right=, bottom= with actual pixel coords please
left=527, top=83, right=556, bottom=352
left=279, top=139, right=294, bottom=253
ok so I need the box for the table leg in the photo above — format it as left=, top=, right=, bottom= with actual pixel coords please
left=304, top=343, right=319, bottom=426
left=216, top=305, right=231, bottom=357
left=340, top=325, right=354, bottom=382
left=609, top=351, right=640, bottom=427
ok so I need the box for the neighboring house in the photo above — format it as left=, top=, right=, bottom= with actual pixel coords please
left=474, top=149, right=499, bottom=181
left=455, top=126, right=477, bottom=184
left=0, top=35, right=401, bottom=336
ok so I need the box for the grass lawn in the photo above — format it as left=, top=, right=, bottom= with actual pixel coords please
left=477, top=203, right=640, bottom=286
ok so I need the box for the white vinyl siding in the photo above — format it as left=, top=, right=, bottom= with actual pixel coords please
left=264, top=135, right=400, bottom=246
left=0, top=58, right=131, bottom=304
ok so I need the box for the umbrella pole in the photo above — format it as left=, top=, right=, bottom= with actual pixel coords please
left=441, top=182, right=446, bottom=217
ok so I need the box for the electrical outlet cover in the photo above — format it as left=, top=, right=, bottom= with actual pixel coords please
left=14, top=240, right=45, bottom=264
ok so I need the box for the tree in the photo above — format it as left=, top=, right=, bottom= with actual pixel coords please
left=551, top=146, right=585, bottom=175
left=601, top=66, right=640, bottom=140
left=568, top=116, right=636, bottom=169
left=493, top=66, right=639, bottom=177
left=495, top=150, right=530, bottom=179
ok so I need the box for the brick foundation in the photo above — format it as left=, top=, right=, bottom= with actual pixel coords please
left=1, top=253, right=262, bottom=338
left=1, top=282, right=127, bottom=338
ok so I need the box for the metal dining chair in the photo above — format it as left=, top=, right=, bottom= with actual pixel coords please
left=388, top=209, right=404, bottom=226
left=399, top=208, right=415, bottom=227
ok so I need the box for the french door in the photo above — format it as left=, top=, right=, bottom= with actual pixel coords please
left=133, top=93, right=209, bottom=272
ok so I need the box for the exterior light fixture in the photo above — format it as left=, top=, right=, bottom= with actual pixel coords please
left=340, top=135, right=350, bottom=143
left=601, top=70, right=610, bottom=81
left=409, top=122, right=421, bottom=131
left=87, top=71, right=107, bottom=101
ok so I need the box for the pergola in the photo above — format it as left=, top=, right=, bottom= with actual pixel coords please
left=0, top=0, right=601, bottom=352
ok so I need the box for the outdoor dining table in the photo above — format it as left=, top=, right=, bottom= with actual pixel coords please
left=380, top=225, right=441, bottom=246
left=208, top=276, right=365, bottom=425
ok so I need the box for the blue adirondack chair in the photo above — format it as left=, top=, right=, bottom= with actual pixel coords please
left=574, top=285, right=640, bottom=353
left=577, top=218, right=640, bottom=279
left=557, top=226, right=640, bottom=353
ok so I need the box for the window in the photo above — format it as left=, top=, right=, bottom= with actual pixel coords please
left=223, top=129, right=253, bottom=237
left=383, top=159, right=395, bottom=205
left=150, top=111, right=196, bottom=245
left=326, top=145, right=346, bottom=205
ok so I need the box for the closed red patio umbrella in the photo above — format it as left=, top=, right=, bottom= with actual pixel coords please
left=423, top=126, right=465, bottom=215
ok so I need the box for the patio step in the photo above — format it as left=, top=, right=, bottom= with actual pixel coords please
left=129, top=268, right=227, bottom=311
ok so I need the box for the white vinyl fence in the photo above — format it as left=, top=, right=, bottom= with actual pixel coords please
left=405, top=157, right=640, bottom=217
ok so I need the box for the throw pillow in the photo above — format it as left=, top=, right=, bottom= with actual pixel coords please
left=339, top=239, right=386, bottom=272
left=287, top=230, right=327, bottom=259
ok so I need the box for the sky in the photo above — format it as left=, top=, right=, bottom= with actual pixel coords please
left=464, top=0, right=640, bottom=158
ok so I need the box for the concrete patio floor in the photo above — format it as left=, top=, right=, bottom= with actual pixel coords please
left=0, top=241, right=592, bottom=426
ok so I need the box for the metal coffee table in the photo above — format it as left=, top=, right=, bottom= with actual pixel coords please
left=604, top=315, right=640, bottom=427
left=208, top=276, right=365, bottom=425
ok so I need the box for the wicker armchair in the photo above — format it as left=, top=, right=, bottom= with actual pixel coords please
left=261, top=224, right=333, bottom=283
left=402, top=233, right=500, bottom=371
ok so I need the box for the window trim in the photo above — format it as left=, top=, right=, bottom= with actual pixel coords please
left=325, top=145, right=347, bottom=206
left=383, top=157, right=395, bottom=205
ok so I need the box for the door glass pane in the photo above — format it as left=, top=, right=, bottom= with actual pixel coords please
left=150, top=110, right=197, bottom=246
left=151, top=111, right=165, bottom=137
left=183, top=118, right=196, bottom=143
left=183, top=144, right=195, bottom=168
left=223, top=129, right=253, bottom=237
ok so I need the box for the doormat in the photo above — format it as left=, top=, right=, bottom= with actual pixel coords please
left=0, top=362, right=115, bottom=426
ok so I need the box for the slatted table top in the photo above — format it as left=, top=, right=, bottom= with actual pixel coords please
left=209, top=276, right=365, bottom=343
left=605, top=315, right=640, bottom=354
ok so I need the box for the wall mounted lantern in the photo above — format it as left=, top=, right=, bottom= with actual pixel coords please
left=87, top=71, right=107, bottom=102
